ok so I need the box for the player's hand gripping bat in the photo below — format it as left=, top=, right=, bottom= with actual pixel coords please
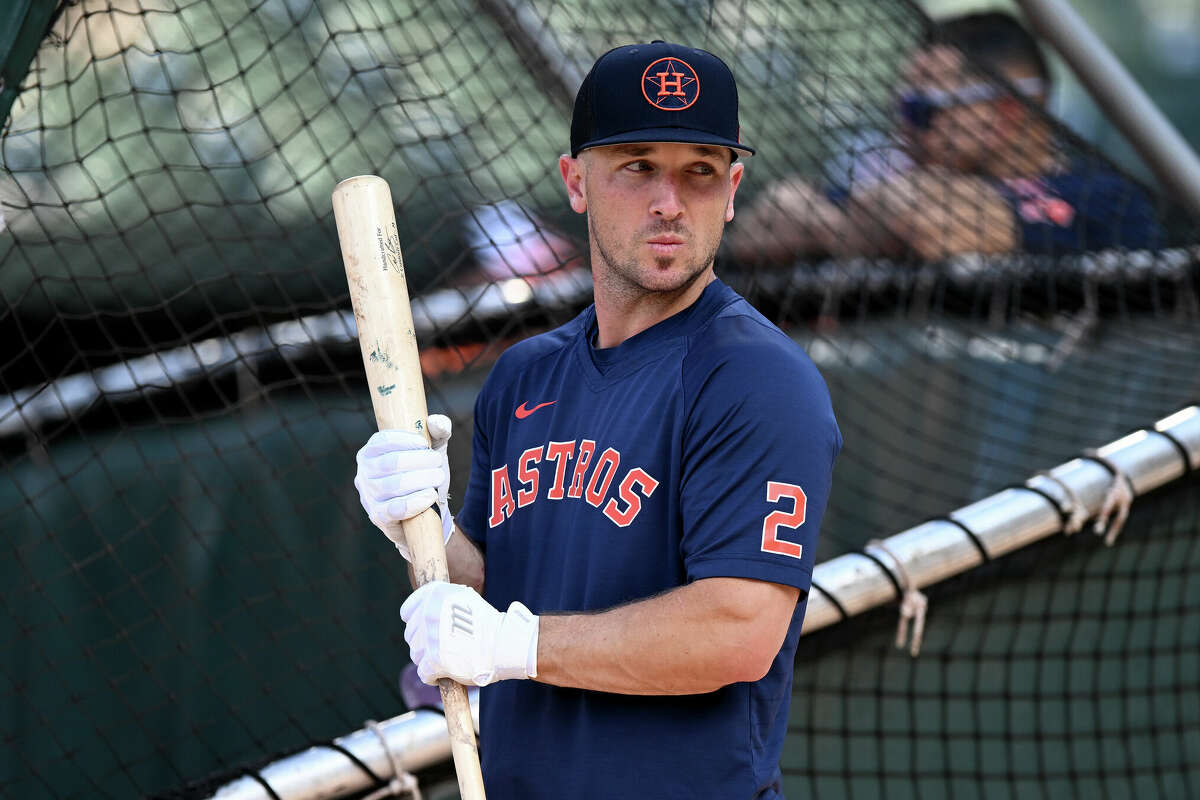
left=332, top=175, right=486, bottom=800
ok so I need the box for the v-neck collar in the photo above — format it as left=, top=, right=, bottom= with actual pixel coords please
left=573, top=279, right=734, bottom=388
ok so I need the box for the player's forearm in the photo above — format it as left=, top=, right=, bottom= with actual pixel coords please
left=446, top=525, right=485, bottom=592
left=533, top=577, right=798, bottom=695
left=851, top=171, right=1017, bottom=260
left=727, top=179, right=849, bottom=264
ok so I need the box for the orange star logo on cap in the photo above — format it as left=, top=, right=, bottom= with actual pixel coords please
left=641, top=57, right=699, bottom=111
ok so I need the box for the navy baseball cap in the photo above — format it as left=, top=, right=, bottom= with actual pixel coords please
left=570, top=40, right=755, bottom=159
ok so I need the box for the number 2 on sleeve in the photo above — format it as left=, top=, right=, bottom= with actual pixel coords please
left=761, top=481, right=807, bottom=559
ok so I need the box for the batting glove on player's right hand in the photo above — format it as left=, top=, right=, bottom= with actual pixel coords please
left=401, top=581, right=539, bottom=687
left=354, top=414, right=453, bottom=561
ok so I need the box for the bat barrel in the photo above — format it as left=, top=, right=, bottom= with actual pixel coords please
left=332, top=174, right=429, bottom=439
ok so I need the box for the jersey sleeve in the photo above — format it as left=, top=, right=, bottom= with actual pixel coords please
left=995, top=168, right=1164, bottom=254
left=456, top=377, right=494, bottom=552
left=678, top=318, right=841, bottom=592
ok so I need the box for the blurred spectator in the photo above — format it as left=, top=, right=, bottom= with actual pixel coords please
left=729, top=11, right=1163, bottom=264
left=463, top=199, right=581, bottom=282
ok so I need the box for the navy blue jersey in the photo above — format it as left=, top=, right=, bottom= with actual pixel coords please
left=457, top=279, right=841, bottom=800
left=989, top=162, right=1163, bottom=253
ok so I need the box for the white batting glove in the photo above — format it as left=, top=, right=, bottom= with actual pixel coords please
left=354, top=414, right=453, bottom=561
left=400, top=581, right=539, bottom=687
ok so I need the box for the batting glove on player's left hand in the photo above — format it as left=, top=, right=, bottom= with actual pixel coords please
left=400, top=581, right=539, bottom=687
left=354, top=414, right=453, bottom=561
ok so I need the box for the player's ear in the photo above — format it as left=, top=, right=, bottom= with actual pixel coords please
left=559, top=154, right=587, bottom=214
left=725, top=160, right=745, bottom=222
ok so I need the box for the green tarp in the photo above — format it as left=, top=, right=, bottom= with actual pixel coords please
left=0, top=1, right=63, bottom=128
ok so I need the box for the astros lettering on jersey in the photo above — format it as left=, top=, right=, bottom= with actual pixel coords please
left=488, top=437, right=660, bottom=529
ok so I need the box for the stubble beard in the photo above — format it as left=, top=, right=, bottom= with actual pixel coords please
left=589, top=215, right=724, bottom=303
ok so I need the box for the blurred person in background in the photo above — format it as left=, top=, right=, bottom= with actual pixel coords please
left=463, top=200, right=583, bottom=283
left=728, top=10, right=1163, bottom=264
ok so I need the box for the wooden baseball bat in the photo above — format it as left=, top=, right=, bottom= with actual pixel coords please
left=331, top=175, right=486, bottom=800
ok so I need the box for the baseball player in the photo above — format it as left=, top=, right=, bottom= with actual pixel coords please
left=355, top=41, right=841, bottom=799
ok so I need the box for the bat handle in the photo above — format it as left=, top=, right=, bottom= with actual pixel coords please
left=397, top=509, right=453, bottom=584
left=439, top=679, right=486, bottom=800
left=399, top=509, right=487, bottom=799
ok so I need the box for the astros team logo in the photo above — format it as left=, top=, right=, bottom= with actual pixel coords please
left=641, top=57, right=699, bottom=111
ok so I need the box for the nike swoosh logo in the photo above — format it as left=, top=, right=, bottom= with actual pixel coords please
left=515, top=401, right=556, bottom=420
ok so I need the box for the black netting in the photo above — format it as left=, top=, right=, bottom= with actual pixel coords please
left=1, top=2, right=1198, bottom=798
left=790, top=474, right=1200, bottom=799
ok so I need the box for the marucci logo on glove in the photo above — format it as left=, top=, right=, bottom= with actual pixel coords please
left=450, top=603, right=474, bottom=636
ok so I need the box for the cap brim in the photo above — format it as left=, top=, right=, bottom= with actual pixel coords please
left=576, top=127, right=755, bottom=158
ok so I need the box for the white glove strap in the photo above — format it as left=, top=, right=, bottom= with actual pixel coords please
left=390, top=508, right=454, bottom=563
left=494, top=601, right=539, bottom=681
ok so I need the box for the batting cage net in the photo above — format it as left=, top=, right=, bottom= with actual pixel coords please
left=1, top=1, right=1198, bottom=798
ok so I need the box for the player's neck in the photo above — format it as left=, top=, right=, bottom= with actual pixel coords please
left=591, top=268, right=715, bottom=349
